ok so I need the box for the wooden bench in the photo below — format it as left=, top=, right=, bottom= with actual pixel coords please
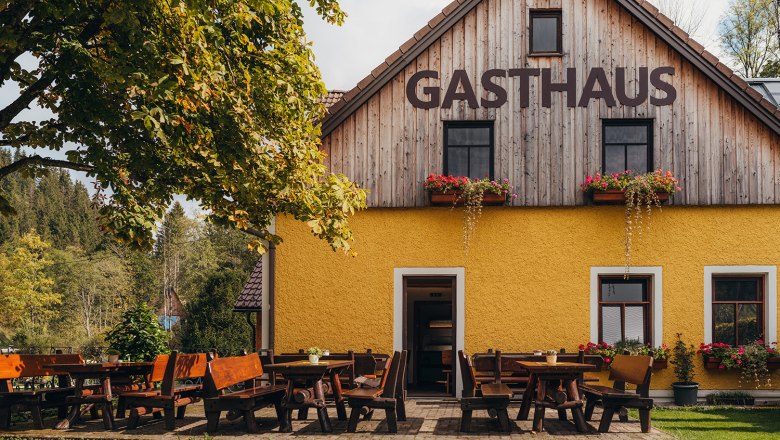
left=124, top=351, right=208, bottom=430
left=458, top=351, right=513, bottom=433
left=581, top=354, right=654, bottom=433
left=116, top=354, right=169, bottom=419
left=0, top=354, right=83, bottom=429
left=343, top=350, right=406, bottom=433
left=203, top=353, right=287, bottom=433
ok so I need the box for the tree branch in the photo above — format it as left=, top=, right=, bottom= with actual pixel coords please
left=0, top=155, right=94, bottom=180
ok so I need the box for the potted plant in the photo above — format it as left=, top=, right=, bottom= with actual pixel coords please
left=580, top=342, right=617, bottom=369
left=670, top=333, right=698, bottom=406
left=307, top=347, right=323, bottom=364
left=546, top=350, right=557, bottom=364
left=106, top=349, right=121, bottom=364
left=322, top=349, right=330, bottom=357
left=424, top=174, right=517, bottom=252
left=580, top=170, right=681, bottom=274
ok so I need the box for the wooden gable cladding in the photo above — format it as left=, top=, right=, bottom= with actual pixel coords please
left=321, top=0, right=780, bottom=207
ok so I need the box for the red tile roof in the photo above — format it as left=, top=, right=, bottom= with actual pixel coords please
left=234, top=260, right=263, bottom=312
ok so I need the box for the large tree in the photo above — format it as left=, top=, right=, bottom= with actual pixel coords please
left=0, top=0, right=366, bottom=253
left=720, top=0, right=778, bottom=77
left=651, top=0, right=707, bottom=37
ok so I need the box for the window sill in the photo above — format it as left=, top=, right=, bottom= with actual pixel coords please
left=528, top=53, right=564, bottom=58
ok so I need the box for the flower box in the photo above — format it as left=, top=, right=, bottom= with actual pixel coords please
left=768, top=357, right=780, bottom=370
left=703, top=357, right=723, bottom=370
left=590, top=189, right=670, bottom=205
left=429, top=190, right=507, bottom=207
left=652, top=359, right=668, bottom=369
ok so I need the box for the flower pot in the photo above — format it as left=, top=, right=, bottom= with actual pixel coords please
left=672, top=382, right=699, bottom=406
left=546, top=354, right=557, bottom=364
left=703, top=357, right=722, bottom=369
left=107, top=354, right=120, bottom=363
left=308, top=355, right=320, bottom=364
left=768, top=357, right=780, bottom=371
left=429, top=191, right=507, bottom=206
left=589, top=189, right=670, bottom=205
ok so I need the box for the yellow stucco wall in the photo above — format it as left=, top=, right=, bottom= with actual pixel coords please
left=275, top=206, right=780, bottom=390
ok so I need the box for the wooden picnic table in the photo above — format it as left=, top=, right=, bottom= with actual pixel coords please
left=44, top=362, right=153, bottom=430
left=515, top=361, right=596, bottom=433
left=264, top=359, right=352, bottom=433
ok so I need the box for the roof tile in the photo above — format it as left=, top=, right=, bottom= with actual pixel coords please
left=701, top=50, right=719, bottom=66
left=656, top=13, right=674, bottom=29
left=385, top=49, right=403, bottom=66
left=715, top=63, right=734, bottom=79
left=637, top=0, right=660, bottom=17
left=342, top=87, right=360, bottom=103
left=357, top=73, right=375, bottom=91
left=413, top=25, right=432, bottom=43
left=320, top=90, right=345, bottom=109
left=686, top=38, right=705, bottom=54
left=747, top=86, right=764, bottom=101
left=371, top=62, right=389, bottom=78
left=671, top=25, right=689, bottom=42
left=400, top=36, right=418, bottom=54
left=760, top=98, right=778, bottom=113
left=428, top=12, right=446, bottom=28
left=442, top=0, right=460, bottom=16
left=731, top=74, right=749, bottom=90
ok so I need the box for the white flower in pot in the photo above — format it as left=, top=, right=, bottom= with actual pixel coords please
left=307, top=347, right=323, bottom=364
left=546, top=350, right=558, bottom=365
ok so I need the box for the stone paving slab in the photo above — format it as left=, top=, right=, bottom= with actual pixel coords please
left=0, top=400, right=672, bottom=439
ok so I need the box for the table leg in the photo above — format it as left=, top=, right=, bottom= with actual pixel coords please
left=330, top=369, right=347, bottom=421
left=313, top=379, right=332, bottom=433
left=517, top=373, right=536, bottom=420
left=56, top=378, right=85, bottom=429
left=532, top=377, right=547, bottom=432
left=279, top=381, right=295, bottom=433
left=566, top=378, right=588, bottom=433
left=100, top=375, right=115, bottom=430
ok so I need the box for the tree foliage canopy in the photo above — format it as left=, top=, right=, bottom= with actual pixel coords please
left=0, top=0, right=365, bottom=253
left=719, top=0, right=779, bottom=77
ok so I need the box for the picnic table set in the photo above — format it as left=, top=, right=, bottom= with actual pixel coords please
left=0, top=347, right=656, bottom=435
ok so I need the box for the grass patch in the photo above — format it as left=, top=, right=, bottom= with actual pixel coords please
left=630, top=407, right=780, bottom=440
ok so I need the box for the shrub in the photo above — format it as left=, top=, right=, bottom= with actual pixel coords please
left=671, top=333, right=696, bottom=383
left=180, top=269, right=252, bottom=355
left=105, top=303, right=170, bottom=361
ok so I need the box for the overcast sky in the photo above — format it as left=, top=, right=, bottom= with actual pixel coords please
left=0, top=1, right=734, bottom=216
left=302, top=0, right=730, bottom=91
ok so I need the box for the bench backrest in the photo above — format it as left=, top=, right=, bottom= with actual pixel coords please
left=150, top=354, right=170, bottom=383
left=204, top=353, right=263, bottom=398
left=395, top=350, right=408, bottom=399
left=161, top=351, right=208, bottom=396
left=458, top=350, right=479, bottom=398
left=381, top=351, right=401, bottom=399
left=608, top=355, right=653, bottom=397
left=0, top=354, right=83, bottom=379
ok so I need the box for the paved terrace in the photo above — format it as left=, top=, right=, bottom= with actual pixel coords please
left=3, top=400, right=671, bottom=439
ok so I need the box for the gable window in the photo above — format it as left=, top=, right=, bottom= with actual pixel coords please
left=602, top=120, right=653, bottom=174
left=599, top=276, right=652, bottom=345
left=444, top=122, right=494, bottom=179
left=712, top=276, right=764, bottom=346
left=530, top=10, right=562, bottom=55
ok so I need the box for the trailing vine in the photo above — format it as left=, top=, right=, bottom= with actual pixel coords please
left=581, top=170, right=681, bottom=276
left=424, top=174, right=517, bottom=254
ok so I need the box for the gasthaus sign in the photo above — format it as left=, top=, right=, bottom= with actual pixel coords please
left=406, top=67, right=677, bottom=109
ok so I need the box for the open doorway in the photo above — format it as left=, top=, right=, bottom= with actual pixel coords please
left=403, top=276, right=455, bottom=397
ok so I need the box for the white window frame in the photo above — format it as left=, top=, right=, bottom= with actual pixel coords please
left=704, top=266, right=777, bottom=345
left=393, top=267, right=465, bottom=397
left=590, top=267, right=663, bottom=345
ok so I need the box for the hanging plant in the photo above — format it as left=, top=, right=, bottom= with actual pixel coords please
left=425, top=174, right=517, bottom=252
left=580, top=170, right=681, bottom=276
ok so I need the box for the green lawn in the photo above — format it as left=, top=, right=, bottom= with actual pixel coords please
left=630, top=407, right=780, bottom=440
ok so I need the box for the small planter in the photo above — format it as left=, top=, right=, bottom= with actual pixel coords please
left=107, top=354, right=120, bottom=363
left=429, top=191, right=507, bottom=206
left=768, top=357, right=780, bottom=370
left=652, top=359, right=668, bottom=369
left=703, top=357, right=723, bottom=370
left=308, top=355, right=320, bottom=364
left=589, top=189, right=670, bottom=205
left=672, top=382, right=699, bottom=406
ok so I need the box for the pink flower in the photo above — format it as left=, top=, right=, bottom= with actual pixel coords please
left=719, top=364, right=726, bottom=369
left=737, top=360, right=743, bottom=365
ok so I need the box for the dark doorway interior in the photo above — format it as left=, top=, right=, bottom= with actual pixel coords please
left=403, top=276, right=455, bottom=397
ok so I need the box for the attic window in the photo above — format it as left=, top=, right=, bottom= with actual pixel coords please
left=530, top=10, right=562, bottom=55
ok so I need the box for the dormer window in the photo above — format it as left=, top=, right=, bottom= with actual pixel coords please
left=530, top=10, right=562, bottom=55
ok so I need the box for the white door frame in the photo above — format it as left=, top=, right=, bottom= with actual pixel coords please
left=394, top=267, right=465, bottom=397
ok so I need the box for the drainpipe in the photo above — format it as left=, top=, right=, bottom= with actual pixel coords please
left=268, top=242, right=276, bottom=350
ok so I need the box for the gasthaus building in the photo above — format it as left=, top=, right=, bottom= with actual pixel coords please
left=254, top=0, right=780, bottom=399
